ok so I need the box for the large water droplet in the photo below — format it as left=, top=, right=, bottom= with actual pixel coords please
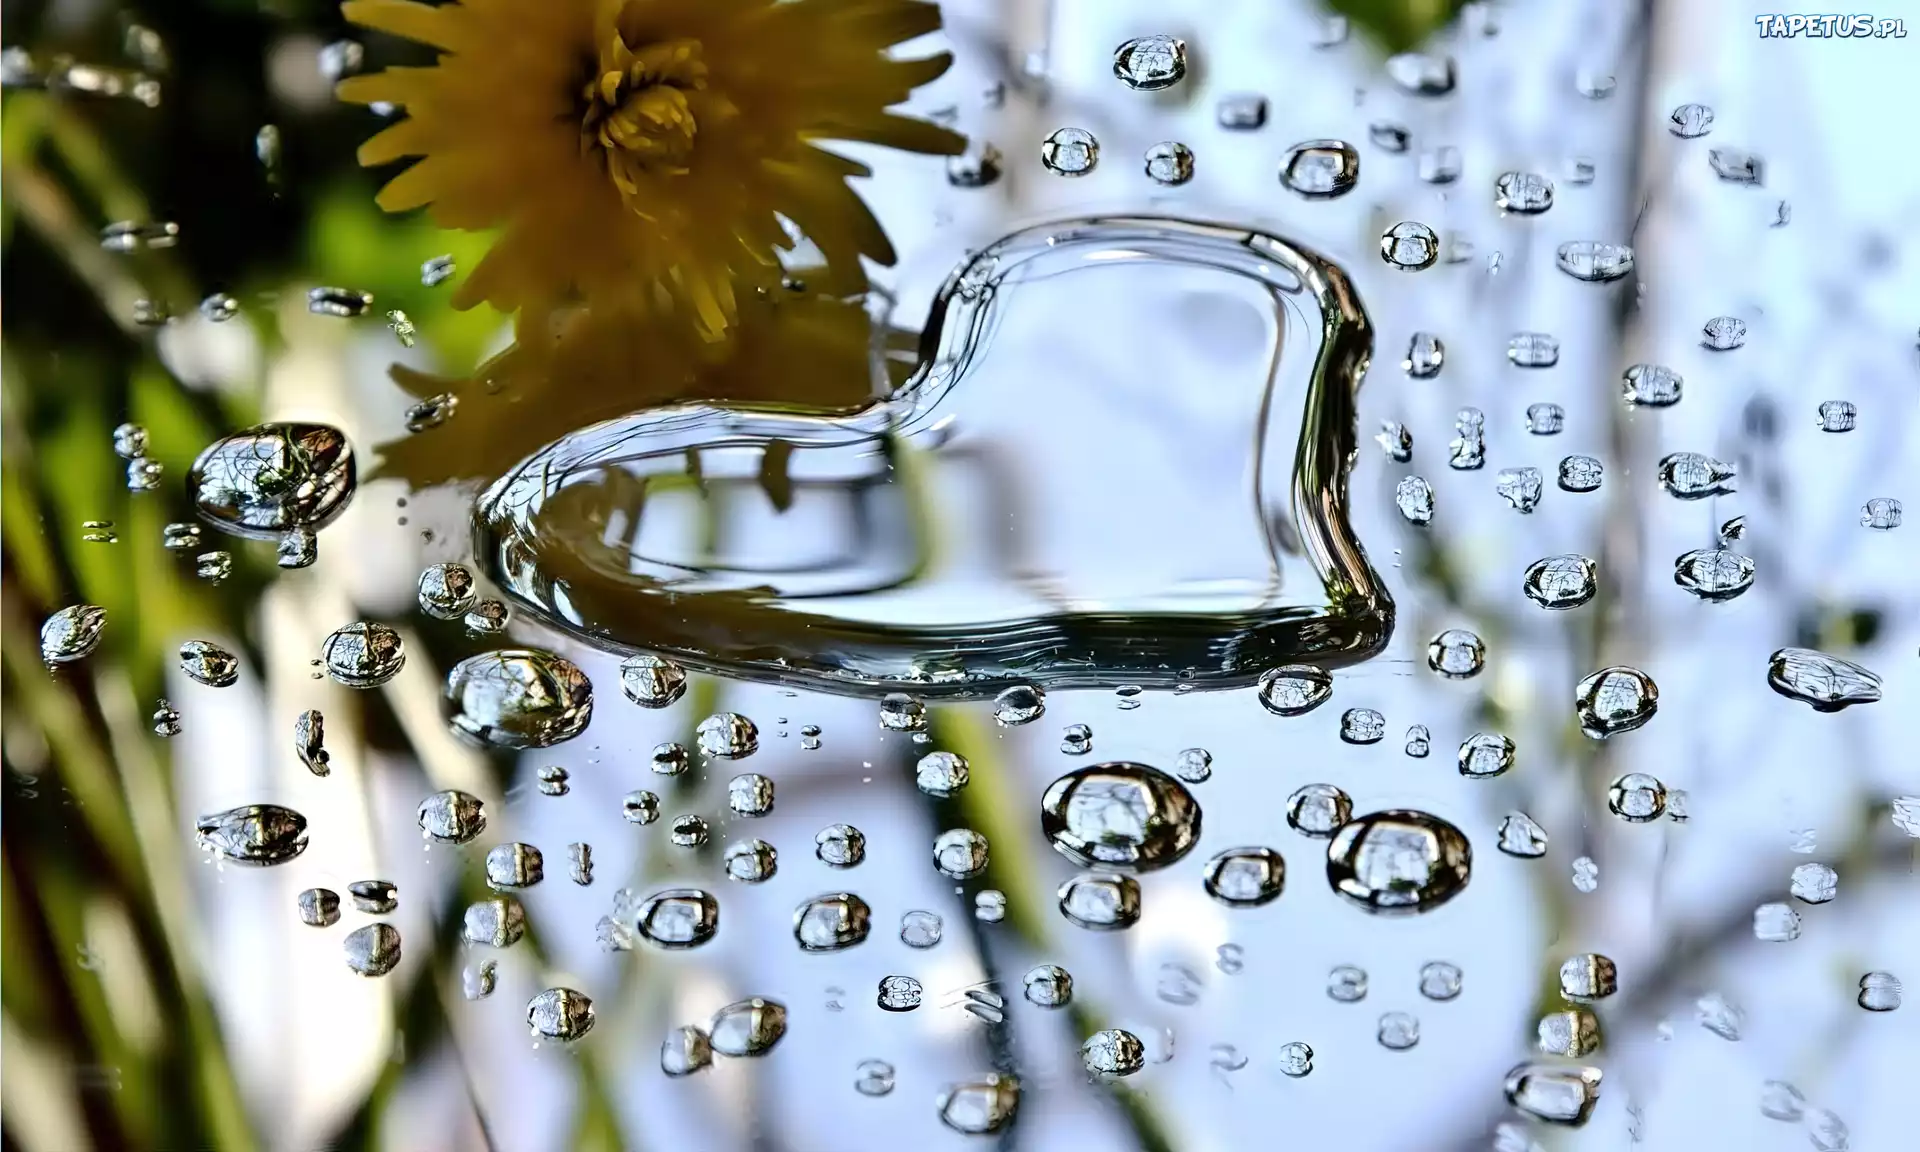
left=416, top=790, right=486, bottom=843
left=619, top=654, right=687, bottom=707
left=1112, top=35, right=1186, bottom=90
left=196, top=804, right=307, bottom=865
left=1326, top=810, right=1471, bottom=914
left=1576, top=666, right=1659, bottom=737
left=660, top=1026, right=712, bottom=1077
left=1279, top=140, right=1360, bottom=198
left=1559, top=954, right=1617, bottom=999
left=343, top=923, right=402, bottom=977
left=1041, top=763, right=1201, bottom=870
left=484, top=843, right=543, bottom=888
left=794, top=893, right=870, bottom=951
left=445, top=650, right=593, bottom=748
left=189, top=423, right=355, bottom=540
left=1767, top=648, right=1881, bottom=711
left=298, top=888, right=339, bottom=927
left=40, top=605, right=107, bottom=664
left=462, top=897, right=525, bottom=947
left=1523, top=555, right=1597, bottom=610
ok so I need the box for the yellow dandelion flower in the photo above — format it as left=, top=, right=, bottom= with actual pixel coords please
left=339, top=0, right=963, bottom=341
left=375, top=288, right=903, bottom=488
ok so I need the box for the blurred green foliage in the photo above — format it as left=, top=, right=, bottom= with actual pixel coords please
left=1325, top=0, right=1469, bottom=53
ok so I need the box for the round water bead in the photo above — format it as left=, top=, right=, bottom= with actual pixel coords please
left=462, top=897, right=526, bottom=947
left=1701, top=315, right=1748, bottom=350
left=180, top=640, right=240, bottom=687
left=660, top=1026, right=712, bottom=1077
left=1041, top=127, right=1099, bottom=176
left=1340, top=708, right=1385, bottom=744
left=1279, top=140, right=1360, bottom=198
left=1674, top=548, right=1754, bottom=601
left=621, top=790, right=660, bottom=825
left=1112, top=35, right=1186, bottom=90
left=298, top=887, right=340, bottom=927
left=878, top=691, right=927, bottom=732
left=993, top=684, right=1045, bottom=725
left=1525, top=402, right=1566, bottom=435
left=1623, top=363, right=1683, bottom=407
left=1286, top=784, right=1353, bottom=838
left=1767, top=648, right=1881, bottom=711
left=484, top=843, right=543, bottom=888
left=1607, top=772, right=1668, bottom=821
left=112, top=421, right=150, bottom=458
left=1395, top=476, right=1435, bottom=524
left=945, top=140, right=1003, bottom=188
left=697, top=712, right=758, bottom=758
left=1377, top=1011, right=1420, bottom=1050
left=877, top=975, right=923, bottom=1012
left=1278, top=1041, right=1314, bottom=1077
left=916, top=751, right=969, bottom=796
left=1495, top=467, right=1544, bottom=513
left=723, top=839, right=777, bottom=883
left=1508, top=332, right=1562, bottom=368
left=1057, top=872, right=1142, bottom=930
left=815, top=824, right=866, bottom=867
left=1040, top=763, right=1200, bottom=870
left=1669, top=102, right=1715, bottom=137
left=196, top=804, right=308, bottom=865
left=1404, top=725, right=1431, bottom=757
left=344, top=923, right=402, bottom=977
left=1556, top=241, right=1634, bottom=282
left=189, top=423, right=355, bottom=540
left=1572, top=856, right=1600, bottom=893
left=650, top=742, right=688, bottom=775
left=1857, top=972, right=1901, bottom=1011
left=854, top=1059, right=896, bottom=1097
left=933, top=828, right=990, bottom=879
left=1862, top=497, right=1903, bottom=529
left=1367, top=122, right=1410, bottom=152
left=1023, top=964, right=1073, bottom=1007
left=1789, top=862, right=1838, bottom=904
left=1658, top=451, right=1735, bottom=498
left=1387, top=52, right=1456, bottom=95
left=669, top=815, right=708, bottom=847
left=1403, top=331, right=1445, bottom=378
left=1202, top=846, right=1286, bottom=906
left=1558, top=455, right=1604, bottom=492
left=1537, top=1009, right=1601, bottom=1057
left=618, top=653, right=687, bottom=707
left=1497, top=811, right=1549, bottom=857
left=1380, top=222, right=1440, bottom=270
left=1172, top=747, right=1212, bottom=783
left=1754, top=902, right=1802, bottom=941
left=1418, top=961, right=1463, bottom=1001
left=1326, top=810, right=1472, bottom=914
left=938, top=1075, right=1021, bottom=1135
left=1082, top=1028, right=1146, bottom=1076
left=1524, top=554, right=1597, bottom=610
left=1505, top=1063, right=1604, bottom=1125
left=1327, top=965, right=1369, bottom=1002
left=1817, top=400, right=1858, bottom=432
left=727, top=773, right=774, bottom=816
left=126, top=457, right=164, bottom=490
left=1257, top=665, right=1333, bottom=715
left=463, top=599, right=509, bottom=635
left=1059, top=723, right=1094, bottom=755
left=1576, top=666, right=1659, bottom=737
left=321, top=622, right=405, bottom=688
left=534, top=765, right=569, bottom=796
left=710, top=990, right=783, bottom=1059
left=1143, top=141, right=1195, bottom=185
left=974, top=889, right=1008, bottom=923
left=900, top=910, right=942, bottom=948
left=1457, top=731, right=1516, bottom=778
left=349, top=879, right=398, bottom=914
left=446, top=650, right=592, bottom=749
left=1427, top=629, right=1486, bottom=678
left=527, top=988, right=595, bottom=1042
left=415, top=790, right=486, bottom=843
left=1559, top=954, right=1618, bottom=1000
left=40, top=605, right=107, bottom=664
left=1494, top=171, right=1554, bottom=213
left=794, top=893, right=871, bottom=951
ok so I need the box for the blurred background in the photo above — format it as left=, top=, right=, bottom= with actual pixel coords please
left=3, top=1, right=1916, bottom=1150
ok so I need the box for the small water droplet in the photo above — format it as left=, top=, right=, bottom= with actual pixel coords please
left=1082, top=1029, right=1146, bottom=1076
left=1281, top=139, right=1361, bottom=196
left=194, top=551, right=233, bottom=583
left=161, top=522, right=203, bottom=551
left=1377, top=1011, right=1420, bottom=1050
left=1023, top=963, right=1073, bottom=1007
left=1059, top=722, right=1094, bottom=754
left=1707, top=148, right=1763, bottom=184
left=414, top=563, right=476, bottom=619
left=151, top=699, right=181, bottom=737
left=1386, top=52, right=1456, bottom=96
left=1673, top=548, right=1754, bottom=601
left=1278, top=1040, right=1314, bottom=1076
left=1857, top=972, right=1901, bottom=1012
left=1258, top=665, right=1333, bottom=715
left=1525, top=403, right=1566, bottom=435
left=1403, top=725, right=1431, bottom=757
left=189, top=423, right=355, bottom=539
left=1143, top=141, right=1195, bottom=185
left=1701, top=315, right=1748, bottom=350
left=461, top=897, right=525, bottom=947
left=1505, top=1063, right=1603, bottom=1125
left=1767, top=648, right=1881, bottom=710
left=1571, top=856, right=1600, bottom=893
left=1494, top=171, right=1555, bottom=213
left=1624, top=363, right=1683, bottom=407
left=463, top=599, right=509, bottom=635
left=527, top=988, right=594, bottom=1042
left=1496, top=467, right=1545, bottom=513
left=1861, top=497, right=1902, bottom=530
left=1215, top=93, right=1267, bottom=130
left=1457, top=731, right=1516, bottom=778
left=1041, top=763, right=1199, bottom=870
left=1522, top=554, right=1597, bottom=610
left=1761, top=1080, right=1806, bottom=1121
left=1326, top=964, right=1369, bottom=1002
left=1418, top=961, right=1463, bottom=1001
left=1558, top=455, right=1604, bottom=492
left=403, top=392, right=456, bottom=433
left=179, top=640, right=240, bottom=687
left=1559, top=954, right=1618, bottom=1000
left=1202, top=846, right=1286, bottom=905
left=297, top=888, right=339, bottom=927
left=726, top=773, right=774, bottom=817
left=933, top=828, right=990, bottom=879
left=1338, top=708, right=1385, bottom=744
left=815, top=824, right=866, bottom=867
left=1172, top=747, right=1212, bottom=783
left=446, top=650, right=592, bottom=748
left=1376, top=421, right=1413, bottom=462
left=126, top=457, right=164, bottom=491
left=876, top=975, right=923, bottom=1012
left=1498, top=811, right=1548, bottom=857
left=938, top=1075, right=1020, bottom=1135
left=1753, top=901, right=1802, bottom=942
left=343, top=923, right=401, bottom=977
left=1395, top=476, right=1435, bottom=524
left=320, top=622, right=406, bottom=688
left=1449, top=407, right=1485, bottom=470
left=1789, top=862, right=1838, bottom=904
left=992, top=684, right=1044, bottom=726
left=1327, top=810, right=1472, bottom=914
left=900, top=910, right=942, bottom=948
left=348, top=879, right=397, bottom=914
left=417, top=790, right=486, bottom=843
left=1112, top=35, right=1186, bottom=90
left=1403, top=332, right=1445, bottom=378
left=973, top=889, right=1007, bottom=922
left=1556, top=241, right=1634, bottom=282
left=1669, top=102, right=1715, bottom=137
left=853, top=1058, right=895, bottom=1096
left=1816, top=400, right=1857, bottom=432
left=1041, top=127, right=1099, bottom=176
left=1695, top=991, right=1744, bottom=1039
left=1427, top=629, right=1486, bottom=678
left=1575, top=68, right=1616, bottom=98
left=1508, top=332, right=1561, bottom=368
left=1577, top=667, right=1659, bottom=737
left=1057, top=872, right=1141, bottom=929
left=794, top=893, right=871, bottom=951
left=659, top=1025, right=712, bottom=1076
left=668, top=815, right=708, bottom=847
left=307, top=286, right=372, bottom=318
left=484, top=843, right=543, bottom=889
left=1381, top=221, right=1440, bottom=270
left=40, top=605, right=107, bottom=664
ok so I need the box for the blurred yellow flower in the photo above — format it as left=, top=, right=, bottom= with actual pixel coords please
left=375, top=285, right=905, bottom=488
left=338, top=0, right=963, bottom=341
